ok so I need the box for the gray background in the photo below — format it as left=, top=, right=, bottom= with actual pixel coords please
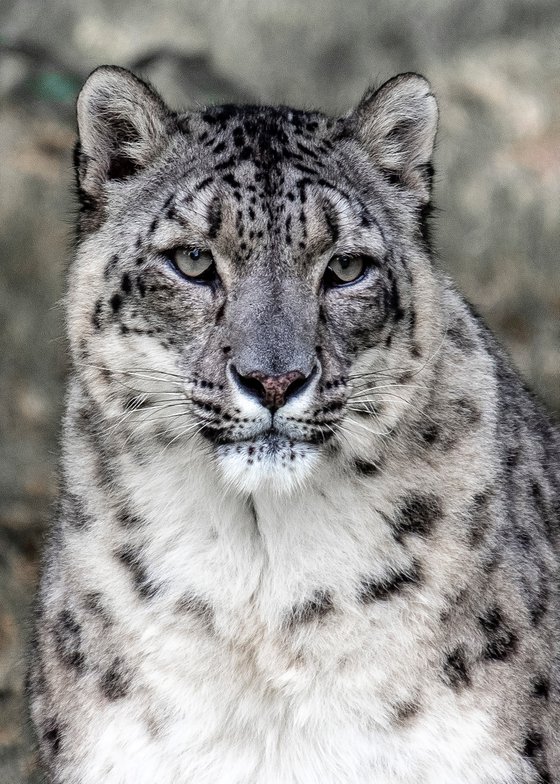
left=0, top=1, right=559, bottom=781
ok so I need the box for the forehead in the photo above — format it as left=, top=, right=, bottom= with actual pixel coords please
left=129, top=105, right=385, bottom=271
left=171, top=104, right=356, bottom=211
left=190, top=104, right=338, bottom=166
left=183, top=106, right=373, bottom=218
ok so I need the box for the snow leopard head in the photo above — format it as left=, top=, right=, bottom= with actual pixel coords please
left=69, top=66, right=439, bottom=492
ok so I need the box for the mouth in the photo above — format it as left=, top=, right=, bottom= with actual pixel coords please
left=214, top=428, right=323, bottom=493
left=202, top=423, right=334, bottom=449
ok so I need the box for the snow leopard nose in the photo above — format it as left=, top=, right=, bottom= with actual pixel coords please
left=231, top=367, right=315, bottom=412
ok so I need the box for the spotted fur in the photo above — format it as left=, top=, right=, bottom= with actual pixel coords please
left=29, top=65, right=560, bottom=783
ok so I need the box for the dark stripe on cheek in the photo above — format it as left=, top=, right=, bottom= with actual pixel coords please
left=322, top=200, right=339, bottom=243
left=207, top=196, right=223, bottom=239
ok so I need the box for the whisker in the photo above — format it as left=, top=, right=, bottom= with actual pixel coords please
left=344, top=415, right=393, bottom=439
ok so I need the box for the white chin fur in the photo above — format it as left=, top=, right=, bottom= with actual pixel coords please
left=216, top=438, right=319, bottom=495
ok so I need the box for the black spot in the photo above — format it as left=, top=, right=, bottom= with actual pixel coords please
left=92, top=299, right=103, bottom=330
left=523, top=730, right=544, bottom=758
left=523, top=729, right=552, bottom=784
left=322, top=201, right=339, bottom=243
left=355, top=459, right=379, bottom=476
left=288, top=590, right=334, bottom=627
left=528, top=575, right=549, bottom=627
left=393, top=492, right=443, bottom=539
left=359, top=562, right=420, bottom=603
left=419, top=423, right=440, bottom=446
left=82, top=592, right=111, bottom=626
left=100, top=657, right=130, bottom=700
left=223, top=173, right=241, bottom=189
left=207, top=196, right=223, bottom=239
left=116, top=506, right=144, bottom=528
left=42, top=719, right=61, bottom=755
left=385, top=269, right=404, bottom=322
left=479, top=607, right=518, bottom=661
left=53, top=610, right=84, bottom=671
left=116, top=547, right=158, bottom=599
left=215, top=154, right=237, bottom=171
left=195, top=176, right=214, bottom=191
left=110, top=293, right=122, bottom=313
left=394, top=701, right=420, bottom=724
left=443, top=647, right=471, bottom=689
left=107, top=155, right=138, bottom=180
left=104, top=254, right=119, bottom=278
left=121, top=272, right=132, bottom=294
left=468, top=489, right=493, bottom=547
left=533, top=676, right=550, bottom=699
left=136, top=275, right=146, bottom=298
left=448, top=319, right=476, bottom=353
left=148, top=217, right=159, bottom=235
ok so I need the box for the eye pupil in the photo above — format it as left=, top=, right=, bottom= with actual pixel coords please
left=189, top=248, right=201, bottom=260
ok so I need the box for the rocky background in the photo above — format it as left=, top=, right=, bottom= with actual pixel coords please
left=0, top=1, right=559, bottom=781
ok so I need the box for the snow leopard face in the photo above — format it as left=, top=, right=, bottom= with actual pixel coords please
left=70, top=66, right=439, bottom=492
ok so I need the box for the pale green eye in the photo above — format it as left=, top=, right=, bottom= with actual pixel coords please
left=172, top=248, right=215, bottom=279
left=325, top=255, right=366, bottom=285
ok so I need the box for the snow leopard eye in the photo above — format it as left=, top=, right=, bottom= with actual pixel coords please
left=324, top=255, right=367, bottom=286
left=168, top=248, right=216, bottom=282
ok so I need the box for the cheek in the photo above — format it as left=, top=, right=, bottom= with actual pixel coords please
left=140, top=273, right=224, bottom=344
left=324, top=286, right=388, bottom=354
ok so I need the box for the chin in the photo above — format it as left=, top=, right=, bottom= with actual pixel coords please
left=215, top=435, right=319, bottom=495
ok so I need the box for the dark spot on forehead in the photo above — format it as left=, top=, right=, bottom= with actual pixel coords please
left=121, top=272, right=132, bottom=293
left=110, top=293, right=122, bottom=313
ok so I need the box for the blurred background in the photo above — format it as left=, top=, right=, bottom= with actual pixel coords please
left=0, top=0, right=559, bottom=780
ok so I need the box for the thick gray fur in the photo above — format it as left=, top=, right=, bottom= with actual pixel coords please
left=28, top=66, right=560, bottom=783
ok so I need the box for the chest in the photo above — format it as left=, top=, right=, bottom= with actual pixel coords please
left=86, top=606, right=515, bottom=784
left=92, top=579, right=513, bottom=784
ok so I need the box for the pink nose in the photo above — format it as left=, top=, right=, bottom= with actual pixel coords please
left=232, top=368, right=310, bottom=411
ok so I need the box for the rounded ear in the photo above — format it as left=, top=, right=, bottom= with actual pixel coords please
left=351, top=73, right=438, bottom=203
left=75, top=65, right=174, bottom=201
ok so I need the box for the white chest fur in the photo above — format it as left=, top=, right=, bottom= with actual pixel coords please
left=64, top=443, right=518, bottom=784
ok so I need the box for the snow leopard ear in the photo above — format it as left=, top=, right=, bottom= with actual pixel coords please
left=352, top=73, right=438, bottom=203
left=76, top=66, right=174, bottom=200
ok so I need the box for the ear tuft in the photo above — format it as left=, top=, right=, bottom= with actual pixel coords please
left=76, top=66, right=174, bottom=200
left=352, top=73, right=438, bottom=202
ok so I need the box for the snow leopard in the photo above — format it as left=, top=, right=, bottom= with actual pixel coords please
left=28, top=65, right=560, bottom=783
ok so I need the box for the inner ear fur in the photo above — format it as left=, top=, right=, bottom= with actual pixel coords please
left=352, top=73, right=438, bottom=202
left=76, top=65, right=175, bottom=200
